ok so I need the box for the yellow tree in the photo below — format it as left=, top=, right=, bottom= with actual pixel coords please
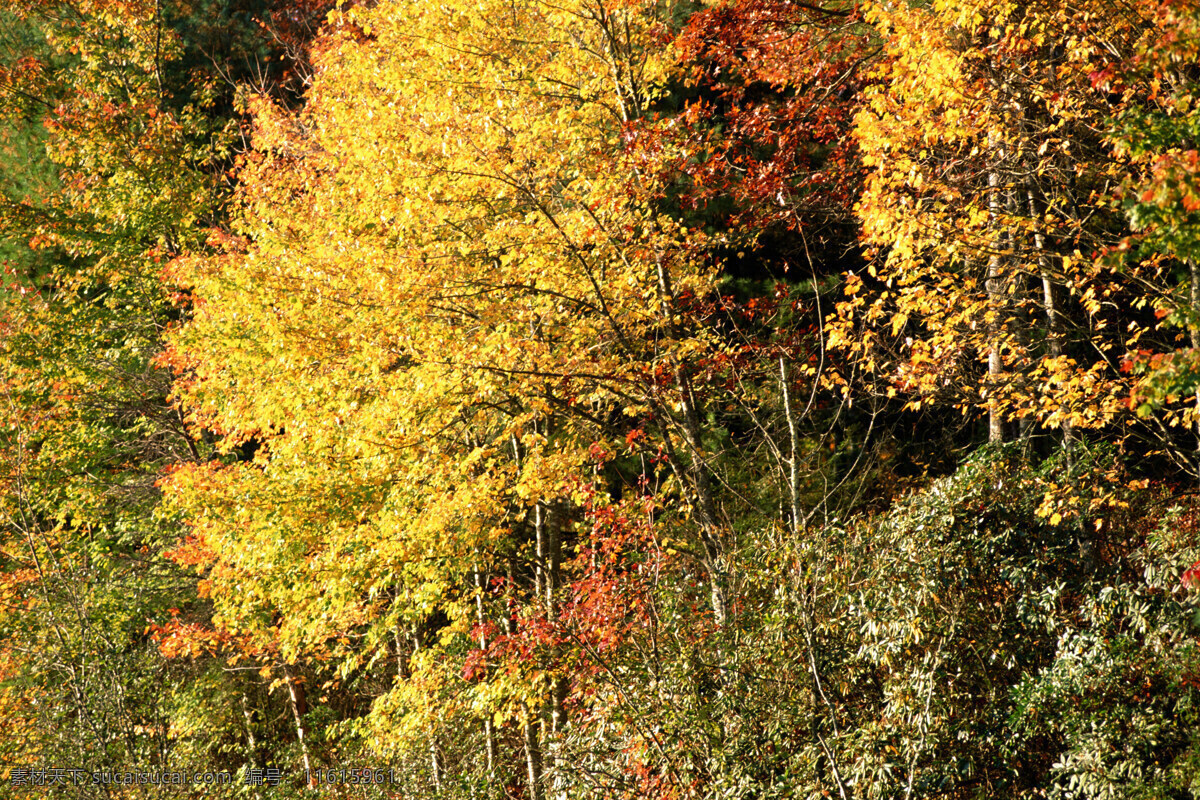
left=837, top=0, right=1151, bottom=451
left=164, top=0, right=729, bottom=793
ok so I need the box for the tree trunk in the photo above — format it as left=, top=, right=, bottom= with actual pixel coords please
left=241, top=693, right=259, bottom=770
left=430, top=738, right=444, bottom=793
left=281, top=662, right=313, bottom=786
left=1190, top=258, right=1200, bottom=484
left=473, top=564, right=498, bottom=778
left=534, top=500, right=548, bottom=609
left=1028, top=184, right=1074, bottom=465
left=523, top=710, right=544, bottom=800
left=780, top=355, right=803, bottom=537
left=653, top=246, right=728, bottom=623
left=987, top=130, right=1006, bottom=444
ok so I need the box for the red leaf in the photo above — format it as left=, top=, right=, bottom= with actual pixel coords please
left=1182, top=561, right=1200, bottom=589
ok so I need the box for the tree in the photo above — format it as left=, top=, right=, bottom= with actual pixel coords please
left=163, top=0, right=730, bottom=794
left=0, top=0, right=330, bottom=785
left=1115, top=2, right=1200, bottom=473
left=838, top=0, right=1152, bottom=453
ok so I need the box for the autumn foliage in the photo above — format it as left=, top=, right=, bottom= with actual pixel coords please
left=4, top=0, right=1200, bottom=798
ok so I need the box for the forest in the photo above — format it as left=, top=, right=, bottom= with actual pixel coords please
left=2, top=0, right=1200, bottom=797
